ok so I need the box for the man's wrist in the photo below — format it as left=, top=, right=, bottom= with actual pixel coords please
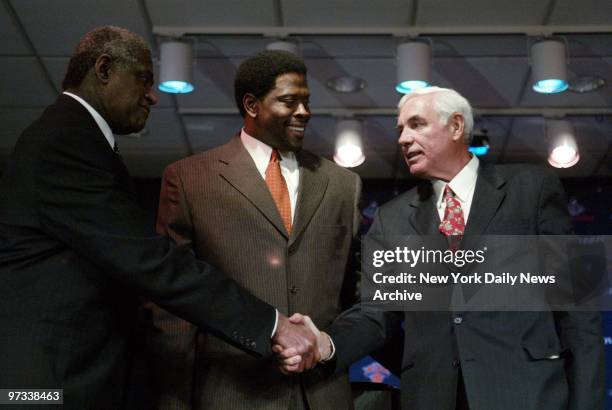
left=320, top=331, right=335, bottom=362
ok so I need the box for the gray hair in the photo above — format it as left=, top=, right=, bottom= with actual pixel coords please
left=397, top=87, right=474, bottom=144
left=62, top=26, right=150, bottom=90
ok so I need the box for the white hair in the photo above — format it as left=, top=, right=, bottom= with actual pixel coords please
left=397, top=87, right=474, bottom=144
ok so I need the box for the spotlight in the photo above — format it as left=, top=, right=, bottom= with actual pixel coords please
left=334, top=119, right=365, bottom=168
left=469, top=129, right=490, bottom=156
left=531, top=39, right=568, bottom=94
left=547, top=120, right=579, bottom=168
left=266, top=40, right=298, bottom=55
left=158, top=40, right=194, bottom=94
left=396, top=40, right=431, bottom=94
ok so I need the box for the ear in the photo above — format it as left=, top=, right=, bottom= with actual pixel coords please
left=94, top=54, right=113, bottom=84
left=449, top=113, right=465, bottom=142
left=243, top=93, right=259, bottom=118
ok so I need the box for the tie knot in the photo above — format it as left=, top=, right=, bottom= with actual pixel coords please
left=269, top=149, right=280, bottom=163
left=444, top=185, right=455, bottom=199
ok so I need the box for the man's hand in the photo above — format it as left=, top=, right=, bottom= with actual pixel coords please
left=273, top=313, right=331, bottom=374
left=272, top=313, right=320, bottom=373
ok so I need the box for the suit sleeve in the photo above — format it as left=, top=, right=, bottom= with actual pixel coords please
left=538, top=170, right=605, bottom=410
left=146, top=163, right=199, bottom=410
left=326, top=207, right=403, bottom=371
left=33, top=129, right=275, bottom=358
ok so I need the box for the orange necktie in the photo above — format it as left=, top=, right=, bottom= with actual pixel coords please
left=265, top=149, right=292, bottom=234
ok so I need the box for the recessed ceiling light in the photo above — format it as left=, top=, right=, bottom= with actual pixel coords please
left=327, top=76, right=367, bottom=93
left=568, top=76, right=606, bottom=93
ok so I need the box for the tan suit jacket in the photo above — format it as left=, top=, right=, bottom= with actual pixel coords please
left=149, top=135, right=361, bottom=410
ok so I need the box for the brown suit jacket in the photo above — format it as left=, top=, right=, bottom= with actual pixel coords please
left=149, top=135, right=361, bottom=410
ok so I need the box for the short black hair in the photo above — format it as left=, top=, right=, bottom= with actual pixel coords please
left=62, top=26, right=149, bottom=90
left=234, top=50, right=307, bottom=117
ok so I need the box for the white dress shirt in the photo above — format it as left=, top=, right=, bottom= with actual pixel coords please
left=240, top=128, right=299, bottom=222
left=432, top=155, right=479, bottom=223
left=63, top=91, right=115, bottom=150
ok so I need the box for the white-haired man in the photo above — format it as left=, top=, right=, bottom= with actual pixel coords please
left=280, top=87, right=604, bottom=410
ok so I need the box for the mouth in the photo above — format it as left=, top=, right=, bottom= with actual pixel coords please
left=404, top=150, right=423, bottom=163
left=287, top=124, right=306, bottom=135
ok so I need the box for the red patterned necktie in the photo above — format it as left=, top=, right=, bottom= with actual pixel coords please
left=439, top=185, right=465, bottom=250
left=265, top=149, right=292, bottom=234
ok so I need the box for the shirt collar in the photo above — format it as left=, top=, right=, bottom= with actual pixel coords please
left=240, top=128, right=297, bottom=175
left=63, top=91, right=115, bottom=149
left=433, top=154, right=479, bottom=204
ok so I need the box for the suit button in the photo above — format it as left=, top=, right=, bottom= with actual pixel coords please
left=453, top=317, right=463, bottom=325
left=452, top=360, right=460, bottom=368
left=288, top=245, right=297, bottom=255
left=289, top=286, right=299, bottom=294
left=232, top=331, right=239, bottom=339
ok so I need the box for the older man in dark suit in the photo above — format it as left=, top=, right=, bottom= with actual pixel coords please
left=147, top=50, right=361, bottom=410
left=281, top=86, right=604, bottom=410
left=0, top=26, right=318, bottom=409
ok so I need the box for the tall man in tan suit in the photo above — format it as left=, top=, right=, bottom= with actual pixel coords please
left=149, top=50, right=361, bottom=409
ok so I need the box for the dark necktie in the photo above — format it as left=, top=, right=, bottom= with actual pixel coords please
left=265, top=149, right=292, bottom=234
left=439, top=185, right=465, bottom=250
left=113, top=141, right=120, bottom=155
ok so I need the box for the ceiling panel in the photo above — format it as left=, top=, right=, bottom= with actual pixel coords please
left=175, top=58, right=239, bottom=108
left=549, top=0, right=612, bottom=25
left=432, top=35, right=527, bottom=58
left=0, top=1, right=31, bottom=55
left=417, top=0, right=549, bottom=26
left=301, top=36, right=395, bottom=58
left=12, top=0, right=150, bottom=55
left=434, top=57, right=529, bottom=106
left=0, top=57, right=56, bottom=106
left=147, top=0, right=277, bottom=26
left=282, top=0, right=413, bottom=26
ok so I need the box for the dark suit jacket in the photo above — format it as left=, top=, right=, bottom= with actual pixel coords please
left=327, top=162, right=604, bottom=410
left=0, top=96, right=276, bottom=409
left=148, top=136, right=361, bottom=409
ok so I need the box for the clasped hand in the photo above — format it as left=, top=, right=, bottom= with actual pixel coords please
left=272, top=313, right=331, bottom=374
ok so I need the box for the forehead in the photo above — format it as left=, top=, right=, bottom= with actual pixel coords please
left=271, top=72, right=308, bottom=92
left=398, top=95, right=438, bottom=121
left=126, top=49, right=153, bottom=72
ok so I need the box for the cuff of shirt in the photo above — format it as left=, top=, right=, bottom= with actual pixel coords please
left=271, top=309, right=279, bottom=338
left=321, top=333, right=336, bottom=362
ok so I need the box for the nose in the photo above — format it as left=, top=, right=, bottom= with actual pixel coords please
left=398, top=127, right=413, bottom=146
left=146, top=87, right=158, bottom=106
left=294, top=101, right=310, bottom=120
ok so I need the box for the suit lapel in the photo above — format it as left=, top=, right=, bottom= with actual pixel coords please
left=289, top=151, right=329, bottom=246
left=464, top=162, right=506, bottom=235
left=218, top=136, right=289, bottom=238
left=408, top=182, right=449, bottom=250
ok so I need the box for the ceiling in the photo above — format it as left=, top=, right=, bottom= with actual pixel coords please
left=1, top=0, right=611, bottom=179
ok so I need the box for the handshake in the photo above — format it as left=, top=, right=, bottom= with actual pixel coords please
left=271, top=313, right=333, bottom=374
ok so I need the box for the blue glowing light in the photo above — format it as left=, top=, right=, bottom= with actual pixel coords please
left=532, top=79, right=568, bottom=94
left=468, top=145, right=489, bottom=156
left=395, top=80, right=429, bottom=94
left=158, top=81, right=194, bottom=94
